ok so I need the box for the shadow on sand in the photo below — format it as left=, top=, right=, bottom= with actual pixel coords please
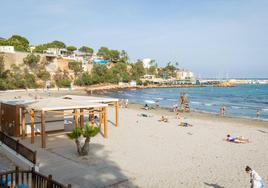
left=258, top=129, right=268, bottom=134
left=204, top=182, right=225, bottom=188
left=47, top=137, right=138, bottom=188
left=20, top=131, right=138, bottom=188
left=108, top=120, right=117, bottom=127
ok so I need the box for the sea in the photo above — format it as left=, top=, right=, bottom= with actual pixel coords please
left=103, top=84, right=268, bottom=121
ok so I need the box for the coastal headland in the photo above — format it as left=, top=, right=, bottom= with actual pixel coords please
left=84, top=82, right=234, bottom=94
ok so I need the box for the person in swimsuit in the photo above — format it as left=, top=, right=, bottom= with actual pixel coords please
left=226, top=134, right=249, bottom=143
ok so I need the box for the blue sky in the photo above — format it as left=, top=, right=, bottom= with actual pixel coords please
left=1, top=0, right=268, bottom=78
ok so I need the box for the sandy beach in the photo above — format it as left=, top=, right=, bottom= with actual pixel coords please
left=1, top=90, right=268, bottom=187
left=106, top=104, right=268, bottom=187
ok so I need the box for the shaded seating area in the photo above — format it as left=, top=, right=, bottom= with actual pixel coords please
left=0, top=95, right=119, bottom=149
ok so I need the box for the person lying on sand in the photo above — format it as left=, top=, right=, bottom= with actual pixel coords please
left=159, top=116, right=169, bottom=123
left=138, top=113, right=153, bottom=117
left=178, top=122, right=193, bottom=127
left=226, top=134, right=249, bottom=143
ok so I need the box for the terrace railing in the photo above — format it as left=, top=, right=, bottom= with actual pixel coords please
left=0, top=131, right=36, bottom=164
left=0, top=166, right=71, bottom=188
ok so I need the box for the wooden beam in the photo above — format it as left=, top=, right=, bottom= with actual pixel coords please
left=41, top=111, right=46, bottom=148
left=98, top=107, right=102, bottom=128
left=30, top=111, right=35, bottom=144
left=115, top=101, right=119, bottom=128
left=80, top=109, right=84, bottom=128
left=91, top=111, right=94, bottom=127
left=74, top=109, right=78, bottom=128
left=21, top=108, right=25, bottom=139
left=104, top=107, right=108, bottom=138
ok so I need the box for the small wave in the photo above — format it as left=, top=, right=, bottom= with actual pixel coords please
left=167, top=98, right=178, bottom=101
left=262, top=109, right=268, bottom=111
left=155, top=97, right=163, bottom=100
left=203, top=103, right=213, bottom=106
left=231, top=106, right=241, bottom=109
left=191, top=101, right=201, bottom=105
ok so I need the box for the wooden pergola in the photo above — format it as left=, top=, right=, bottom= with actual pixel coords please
left=21, top=98, right=109, bottom=148
left=61, top=95, right=120, bottom=127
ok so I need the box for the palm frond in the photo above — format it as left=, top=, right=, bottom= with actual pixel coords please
left=82, top=122, right=100, bottom=138
left=67, top=127, right=82, bottom=139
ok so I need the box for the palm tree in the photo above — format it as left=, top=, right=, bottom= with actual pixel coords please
left=67, top=122, right=100, bottom=156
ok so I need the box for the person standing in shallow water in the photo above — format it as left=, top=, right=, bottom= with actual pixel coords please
left=256, top=110, right=260, bottom=118
left=220, top=106, right=225, bottom=116
left=245, top=166, right=265, bottom=188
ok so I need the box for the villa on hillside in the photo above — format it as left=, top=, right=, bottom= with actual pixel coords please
left=0, top=46, right=15, bottom=53
left=140, top=69, right=196, bottom=85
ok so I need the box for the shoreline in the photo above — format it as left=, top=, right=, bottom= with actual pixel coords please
left=126, top=103, right=268, bottom=128
left=149, top=103, right=268, bottom=122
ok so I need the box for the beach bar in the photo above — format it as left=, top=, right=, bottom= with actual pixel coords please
left=0, top=97, right=113, bottom=148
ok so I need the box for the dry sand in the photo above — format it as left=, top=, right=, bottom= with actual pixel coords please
left=1, top=90, right=268, bottom=187
left=103, top=105, right=268, bottom=188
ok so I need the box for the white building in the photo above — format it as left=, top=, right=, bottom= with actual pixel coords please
left=142, top=58, right=153, bottom=69
left=175, top=70, right=195, bottom=81
left=44, top=48, right=68, bottom=57
left=130, top=80, right=137, bottom=87
left=0, top=46, right=15, bottom=53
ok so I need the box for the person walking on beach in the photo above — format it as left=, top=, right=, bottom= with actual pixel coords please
left=256, top=110, right=260, bottom=118
left=220, top=106, right=225, bottom=116
left=125, top=99, right=128, bottom=108
left=245, top=166, right=265, bottom=188
left=155, top=100, right=160, bottom=108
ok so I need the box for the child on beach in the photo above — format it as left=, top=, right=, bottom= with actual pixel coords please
left=226, top=134, right=249, bottom=144
left=245, top=166, right=265, bottom=188
left=144, top=104, right=149, bottom=110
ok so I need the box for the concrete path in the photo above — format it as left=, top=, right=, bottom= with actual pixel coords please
left=0, top=149, right=15, bottom=172
left=19, top=109, right=134, bottom=188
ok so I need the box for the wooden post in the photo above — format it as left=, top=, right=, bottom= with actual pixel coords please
left=21, top=108, right=25, bottom=139
left=31, top=167, right=36, bottom=188
left=91, top=111, right=94, bottom=127
left=41, top=111, right=46, bottom=148
left=47, top=174, right=52, bottom=188
left=115, top=101, right=119, bottom=127
left=33, top=151, right=37, bottom=164
left=98, top=108, right=102, bottom=128
left=15, top=166, right=19, bottom=187
left=30, top=111, right=35, bottom=144
left=80, top=109, right=84, bottom=128
left=74, top=109, right=78, bottom=128
left=104, top=107, right=108, bottom=138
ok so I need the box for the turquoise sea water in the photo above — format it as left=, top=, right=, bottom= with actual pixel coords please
left=104, top=84, right=268, bottom=120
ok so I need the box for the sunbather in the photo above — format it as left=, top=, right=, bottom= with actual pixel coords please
left=159, top=116, right=168, bottom=123
left=226, top=134, right=249, bottom=143
left=179, top=122, right=193, bottom=127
